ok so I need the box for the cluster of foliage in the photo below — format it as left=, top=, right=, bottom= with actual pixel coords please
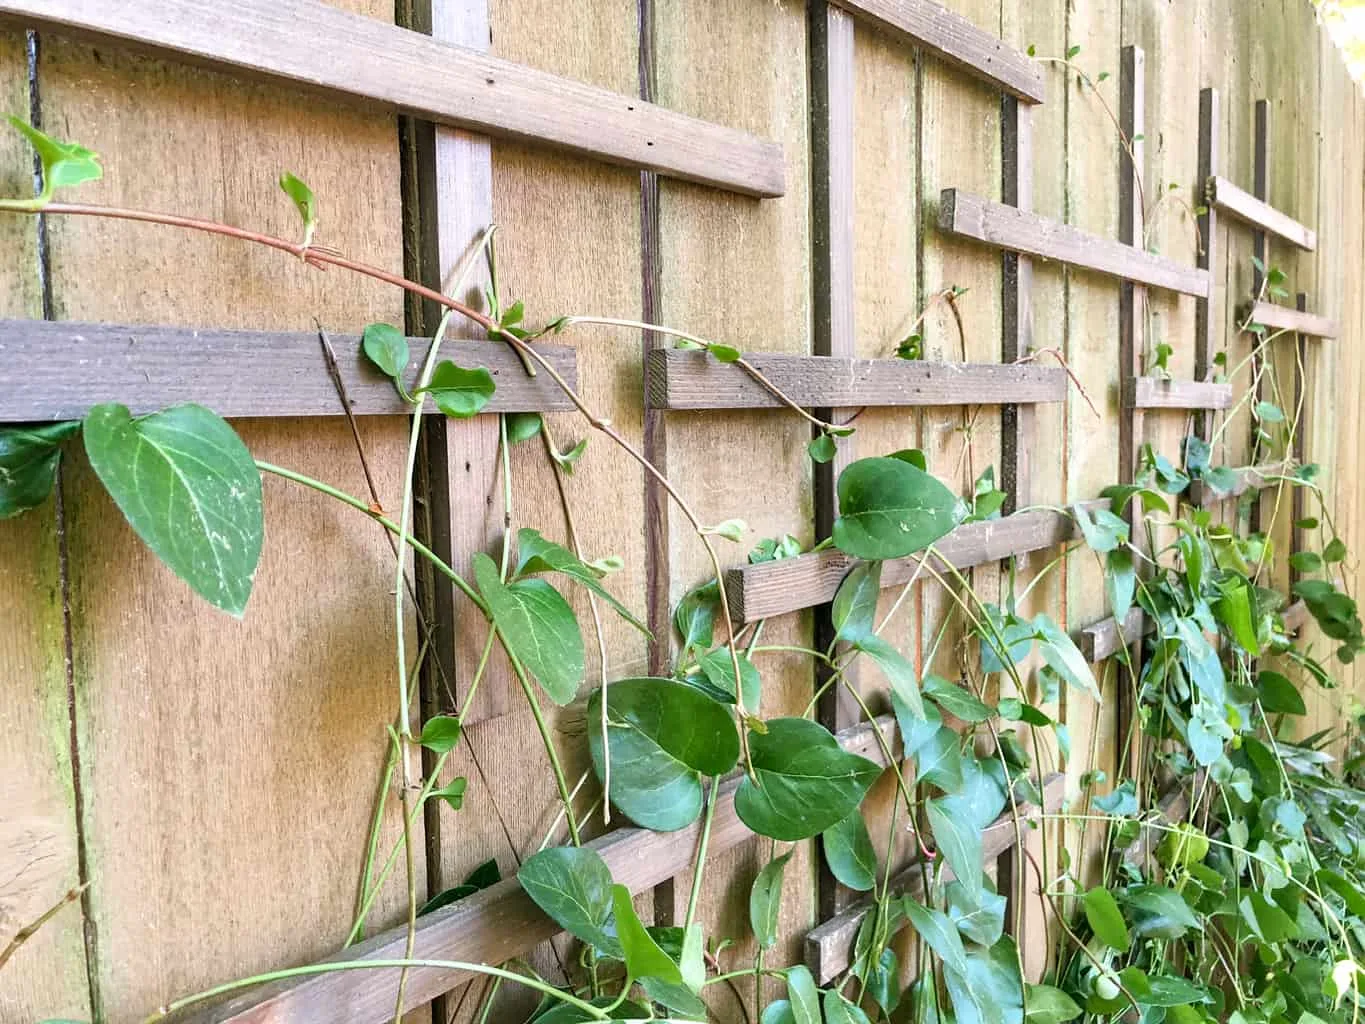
left=4, top=108, right=1365, bottom=1024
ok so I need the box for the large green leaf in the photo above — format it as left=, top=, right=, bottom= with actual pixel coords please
left=517, top=847, right=620, bottom=957
left=1122, top=885, right=1199, bottom=939
left=476, top=553, right=584, bottom=705
left=1257, top=669, right=1306, bottom=715
left=1024, top=985, right=1082, bottom=1024
left=822, top=810, right=877, bottom=891
left=734, top=718, right=881, bottom=841
left=83, top=403, right=263, bottom=616
left=695, top=645, right=761, bottom=714
left=1082, top=887, right=1130, bottom=952
left=912, top=725, right=964, bottom=793
left=928, top=798, right=984, bottom=900
left=749, top=850, right=794, bottom=949
left=833, top=561, right=883, bottom=642
left=611, top=884, right=681, bottom=984
left=929, top=756, right=1008, bottom=899
left=903, top=897, right=970, bottom=977
left=0, top=421, right=80, bottom=518
left=587, top=678, right=739, bottom=832
left=823, top=991, right=874, bottom=1024
left=1032, top=614, right=1100, bottom=701
left=944, top=937, right=1025, bottom=1024
left=832, top=457, right=964, bottom=560
left=516, top=528, right=648, bottom=635
left=947, top=879, right=1007, bottom=947
left=784, top=965, right=822, bottom=1024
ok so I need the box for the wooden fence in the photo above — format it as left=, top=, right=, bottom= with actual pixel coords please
left=0, top=0, right=1361, bottom=1021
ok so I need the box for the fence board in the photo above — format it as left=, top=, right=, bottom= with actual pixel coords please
left=0, top=0, right=784, bottom=197
left=1244, top=300, right=1339, bottom=339
left=1123, top=376, right=1234, bottom=411
left=1208, top=175, right=1317, bottom=251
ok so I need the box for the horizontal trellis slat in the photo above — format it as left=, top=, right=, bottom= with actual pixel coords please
left=1190, top=461, right=1292, bottom=504
left=1245, top=300, right=1340, bottom=339
left=725, top=500, right=1106, bottom=623
left=646, top=350, right=1068, bottom=410
left=804, top=774, right=1064, bottom=984
left=0, top=0, right=785, bottom=198
left=168, top=716, right=900, bottom=1024
left=0, top=320, right=578, bottom=421
left=831, top=0, right=1044, bottom=104
left=1077, top=607, right=1149, bottom=663
left=1123, top=377, right=1234, bottom=411
left=939, top=189, right=1212, bottom=297
left=1208, top=175, right=1317, bottom=251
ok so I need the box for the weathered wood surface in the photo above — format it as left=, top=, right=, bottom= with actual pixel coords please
left=1244, top=300, right=1339, bottom=339
left=1191, top=461, right=1293, bottom=503
left=724, top=501, right=1106, bottom=624
left=646, top=349, right=1067, bottom=409
left=939, top=189, right=1212, bottom=297
left=804, top=774, right=1065, bottom=984
left=1208, top=174, right=1317, bottom=251
left=0, top=0, right=784, bottom=197
left=830, top=0, right=1043, bottom=103
left=0, top=320, right=577, bottom=421
left=1077, top=607, right=1149, bottom=664
left=1123, top=376, right=1234, bottom=411
left=167, top=715, right=899, bottom=1024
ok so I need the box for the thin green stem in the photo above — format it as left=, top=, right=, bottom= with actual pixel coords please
left=684, top=775, right=721, bottom=932
left=503, top=637, right=582, bottom=846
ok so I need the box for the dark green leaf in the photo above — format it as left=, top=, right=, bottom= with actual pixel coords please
left=1214, top=578, right=1261, bottom=654
left=612, top=884, right=682, bottom=984
left=913, top=724, right=964, bottom=793
left=888, top=448, right=927, bottom=470
left=947, top=879, right=1007, bottom=947
left=588, top=677, right=738, bottom=831
left=361, top=322, right=411, bottom=381
left=944, top=937, right=1024, bottom=1024
left=857, top=634, right=923, bottom=721
left=808, top=433, right=838, bottom=464
left=419, top=715, right=462, bottom=754
left=1257, top=669, right=1306, bottom=715
left=784, top=965, right=822, bottom=1024
left=421, top=360, right=496, bottom=418
left=823, top=991, right=873, bottom=1024
left=695, top=646, right=761, bottom=714
left=924, top=674, right=994, bottom=722
left=735, top=718, right=880, bottom=841
left=476, top=553, right=584, bottom=705
left=832, top=457, right=964, bottom=560
left=928, top=798, right=983, bottom=899
left=822, top=810, right=877, bottom=891
left=1024, top=984, right=1082, bottom=1024
left=1325, top=537, right=1347, bottom=563
left=0, top=421, right=79, bottom=518
left=1082, top=887, right=1130, bottom=952
left=833, top=561, right=882, bottom=643
left=1105, top=548, right=1136, bottom=621
left=84, top=403, right=263, bottom=616
left=904, top=897, right=970, bottom=976
left=506, top=412, right=543, bottom=444
left=518, top=847, right=620, bottom=957
left=674, top=581, right=718, bottom=659
left=749, top=850, right=794, bottom=949
left=1122, top=885, right=1199, bottom=939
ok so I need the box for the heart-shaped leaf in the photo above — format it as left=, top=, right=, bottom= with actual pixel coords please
left=0, top=421, right=80, bottom=518
left=832, top=457, right=965, bottom=560
left=1082, top=886, right=1130, bottom=953
left=946, top=879, right=1007, bottom=947
left=420, top=360, right=495, bottom=418
left=475, top=553, right=583, bottom=705
left=518, top=846, right=621, bottom=957
left=822, top=810, right=877, bottom=891
left=735, top=718, right=880, bottom=841
left=587, top=677, right=739, bottom=831
left=83, top=403, right=263, bottom=616
left=612, top=884, right=681, bottom=984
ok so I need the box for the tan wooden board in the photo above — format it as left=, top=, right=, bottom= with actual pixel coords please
left=1208, top=174, right=1317, bottom=252
left=1244, top=300, right=1339, bottom=340
left=1123, top=376, right=1234, bottom=411
left=1076, top=606, right=1149, bottom=664
left=0, top=0, right=784, bottom=197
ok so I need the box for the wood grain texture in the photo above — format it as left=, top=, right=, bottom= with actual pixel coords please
left=831, top=0, right=1043, bottom=103
left=39, top=6, right=422, bottom=1018
left=1244, top=300, right=1339, bottom=339
left=0, top=0, right=784, bottom=197
left=1076, top=607, right=1149, bottom=664
left=940, top=188, right=1212, bottom=297
left=1123, top=376, right=1234, bottom=411
left=724, top=500, right=1107, bottom=624
left=1208, top=174, right=1317, bottom=251
left=0, top=320, right=577, bottom=421
left=646, top=349, right=1067, bottom=410
left=166, top=715, right=900, bottom=1024
left=804, top=774, right=1065, bottom=984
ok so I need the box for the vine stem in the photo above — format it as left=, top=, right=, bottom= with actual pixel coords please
left=503, top=637, right=582, bottom=846
left=0, top=882, right=88, bottom=970
left=136, top=958, right=613, bottom=1023
left=684, top=775, right=721, bottom=932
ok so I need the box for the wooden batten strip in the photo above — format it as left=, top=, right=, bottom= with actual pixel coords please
left=1282, top=599, right=1310, bottom=633
left=939, top=189, right=1212, bottom=298
left=1076, top=607, right=1149, bottom=663
left=804, top=774, right=1064, bottom=984
left=1208, top=175, right=1317, bottom=251
left=724, top=500, right=1106, bottom=624
left=1123, top=376, right=1234, bottom=411
left=0, top=320, right=577, bottom=421
left=646, top=349, right=1068, bottom=410
left=170, top=716, right=901, bottom=1023
left=0, top=0, right=784, bottom=198
left=830, top=0, right=1044, bottom=103
left=1189, top=461, right=1292, bottom=504
left=1244, top=300, right=1340, bottom=340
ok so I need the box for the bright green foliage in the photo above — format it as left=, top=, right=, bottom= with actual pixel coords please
left=0, top=421, right=80, bottom=517
left=419, top=360, right=496, bottom=418
left=821, top=810, right=877, bottom=891
left=361, top=322, right=410, bottom=382
left=278, top=171, right=317, bottom=247
left=84, top=403, right=263, bottom=616
left=832, top=456, right=965, bottom=559
left=418, top=715, right=462, bottom=753
left=515, top=528, right=649, bottom=635
left=518, top=846, right=620, bottom=957
left=475, top=553, right=584, bottom=705
left=749, top=850, right=793, bottom=949
left=5, top=115, right=101, bottom=206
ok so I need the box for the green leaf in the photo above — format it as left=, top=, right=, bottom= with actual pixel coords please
left=1072, top=503, right=1129, bottom=553
left=703, top=518, right=747, bottom=542
left=1066, top=44, right=1082, bottom=58
left=361, top=323, right=411, bottom=381
left=551, top=437, right=589, bottom=474
left=749, top=850, right=794, bottom=949
left=808, top=433, right=838, bottom=464
left=505, top=411, right=543, bottom=444
left=735, top=718, right=880, bottom=840
left=1254, top=400, right=1285, bottom=423
left=429, top=776, right=467, bottom=810
left=1257, top=669, right=1306, bottom=715
left=1214, top=578, right=1261, bottom=654
left=533, top=998, right=650, bottom=1023
left=1122, top=885, right=1199, bottom=939
left=784, top=965, right=822, bottom=1024
left=476, top=553, right=583, bottom=705
left=947, top=879, right=1007, bottom=947
left=1024, top=984, right=1082, bottom=1024
left=1325, top=536, right=1348, bottom=563
left=679, top=922, right=704, bottom=994
left=0, top=421, right=80, bottom=518
left=823, top=991, right=873, bottom=1024
left=833, top=561, right=883, bottom=643
left=278, top=171, right=317, bottom=246
left=913, top=724, right=964, bottom=792
left=832, top=457, right=965, bottom=560
left=904, top=897, right=970, bottom=976
left=944, top=938, right=1025, bottom=1024
left=420, top=360, right=496, bottom=418
left=759, top=1002, right=796, bottom=1024
left=1032, top=614, right=1100, bottom=700
left=674, top=581, right=718, bottom=659
left=695, top=645, right=761, bottom=714
left=7, top=115, right=102, bottom=199
left=928, top=798, right=983, bottom=898
left=822, top=810, right=877, bottom=891
left=856, top=634, right=924, bottom=721
left=515, top=528, right=649, bottom=635
left=518, top=847, right=620, bottom=957
left=83, top=403, right=263, bottom=616
left=708, top=343, right=742, bottom=363
left=923, top=674, right=994, bottom=722
left=587, top=678, right=739, bottom=832
left=419, top=715, right=462, bottom=753
left=612, top=884, right=682, bottom=984
left=1082, top=887, right=1130, bottom=952
left=1105, top=548, right=1136, bottom=621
